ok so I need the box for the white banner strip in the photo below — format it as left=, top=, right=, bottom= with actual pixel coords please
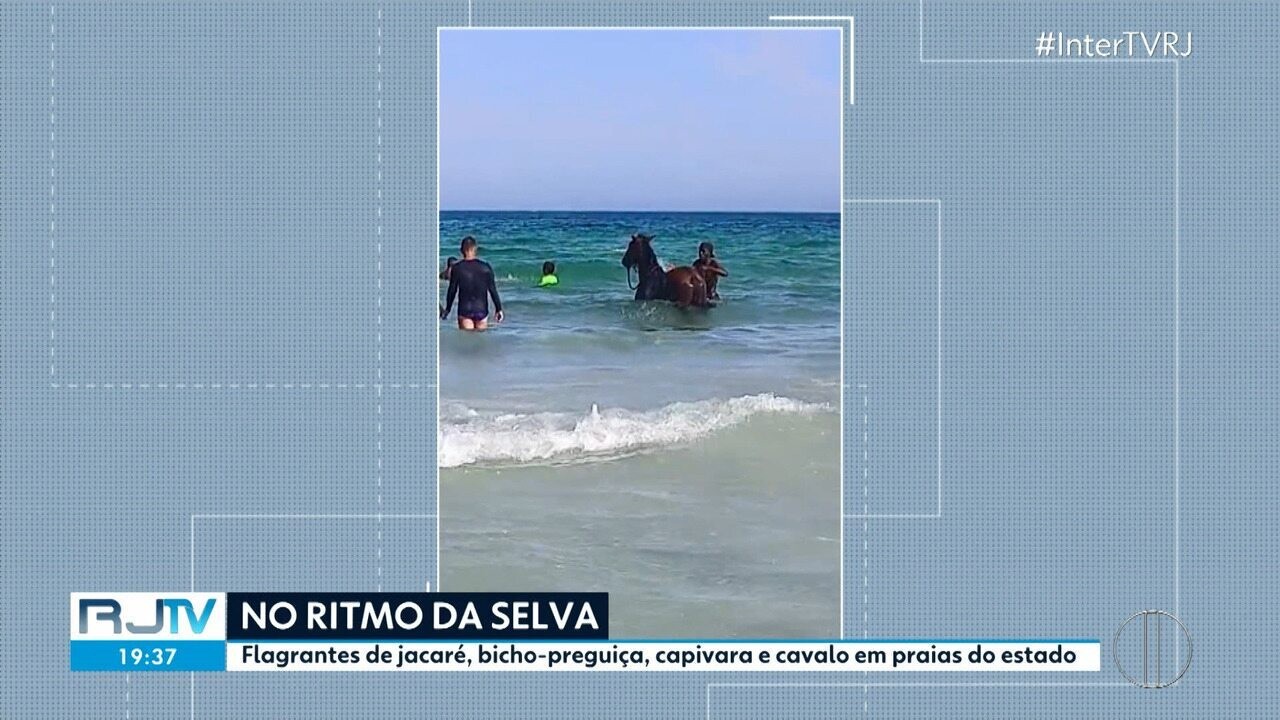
left=227, top=641, right=1099, bottom=672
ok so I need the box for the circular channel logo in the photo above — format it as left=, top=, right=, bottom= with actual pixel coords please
left=1113, top=610, right=1192, bottom=688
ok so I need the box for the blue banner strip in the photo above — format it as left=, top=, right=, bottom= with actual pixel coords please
left=70, top=640, right=226, bottom=672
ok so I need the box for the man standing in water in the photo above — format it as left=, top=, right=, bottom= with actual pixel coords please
left=440, top=236, right=504, bottom=330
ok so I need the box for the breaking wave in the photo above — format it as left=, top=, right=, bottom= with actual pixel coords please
left=439, top=393, right=829, bottom=468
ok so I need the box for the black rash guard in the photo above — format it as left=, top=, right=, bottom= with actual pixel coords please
left=443, top=258, right=502, bottom=320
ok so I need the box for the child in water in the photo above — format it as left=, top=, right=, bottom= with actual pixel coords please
left=538, top=261, right=559, bottom=287
left=692, top=242, right=727, bottom=299
left=439, top=257, right=458, bottom=280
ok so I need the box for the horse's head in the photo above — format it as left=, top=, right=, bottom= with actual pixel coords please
left=622, top=233, right=656, bottom=271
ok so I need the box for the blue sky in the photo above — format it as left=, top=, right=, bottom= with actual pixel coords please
left=440, top=29, right=841, bottom=212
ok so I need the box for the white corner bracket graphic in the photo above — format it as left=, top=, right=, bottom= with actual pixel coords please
left=769, top=15, right=854, bottom=104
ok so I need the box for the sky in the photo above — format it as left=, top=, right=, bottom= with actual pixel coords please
left=439, top=29, right=841, bottom=212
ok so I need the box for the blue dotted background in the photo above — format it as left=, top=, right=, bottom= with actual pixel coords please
left=3, top=1, right=1277, bottom=717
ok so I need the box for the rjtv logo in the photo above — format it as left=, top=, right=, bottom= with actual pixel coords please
left=71, top=593, right=226, bottom=640
left=70, top=593, right=228, bottom=671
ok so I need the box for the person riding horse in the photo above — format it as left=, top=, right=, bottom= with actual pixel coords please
left=621, top=233, right=712, bottom=308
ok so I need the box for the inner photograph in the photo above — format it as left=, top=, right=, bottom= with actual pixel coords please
left=438, top=28, right=842, bottom=637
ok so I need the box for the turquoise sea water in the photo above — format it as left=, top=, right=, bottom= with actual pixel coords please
left=439, top=211, right=840, bottom=637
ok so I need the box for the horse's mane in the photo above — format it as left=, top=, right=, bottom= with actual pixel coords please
left=640, top=240, right=658, bottom=270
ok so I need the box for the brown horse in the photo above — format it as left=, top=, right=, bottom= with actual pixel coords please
left=621, top=233, right=711, bottom=308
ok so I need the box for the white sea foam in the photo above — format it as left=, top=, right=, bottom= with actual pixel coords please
left=438, top=393, right=829, bottom=468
